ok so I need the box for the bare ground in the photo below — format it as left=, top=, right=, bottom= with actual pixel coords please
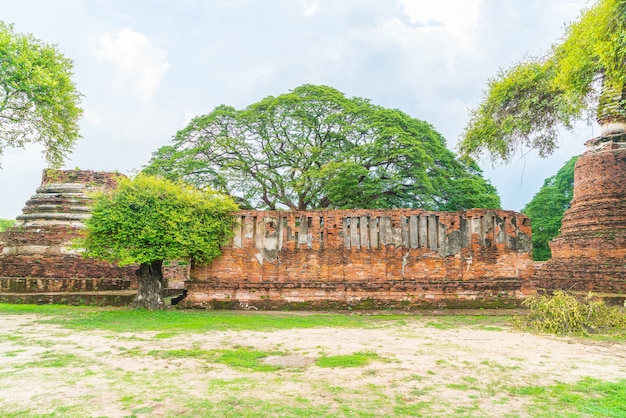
left=0, top=313, right=624, bottom=417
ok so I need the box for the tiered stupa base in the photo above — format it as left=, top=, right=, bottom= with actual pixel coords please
left=0, top=170, right=137, bottom=305
left=532, top=134, right=626, bottom=299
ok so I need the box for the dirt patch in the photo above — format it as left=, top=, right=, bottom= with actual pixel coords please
left=0, top=314, right=624, bottom=417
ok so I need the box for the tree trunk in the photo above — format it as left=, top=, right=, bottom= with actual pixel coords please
left=134, top=260, right=165, bottom=310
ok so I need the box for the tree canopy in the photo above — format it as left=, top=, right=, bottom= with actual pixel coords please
left=144, top=84, right=500, bottom=211
left=0, top=21, right=82, bottom=167
left=459, top=0, right=626, bottom=162
left=522, top=156, right=578, bottom=261
left=79, top=174, right=238, bottom=309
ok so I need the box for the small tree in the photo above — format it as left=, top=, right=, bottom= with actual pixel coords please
left=522, top=156, right=578, bottom=261
left=0, top=22, right=82, bottom=167
left=79, top=174, right=238, bottom=309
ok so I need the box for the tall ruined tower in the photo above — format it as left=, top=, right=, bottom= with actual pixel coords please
left=533, top=105, right=626, bottom=295
left=0, top=170, right=137, bottom=305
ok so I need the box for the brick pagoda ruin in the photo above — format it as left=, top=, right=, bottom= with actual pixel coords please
left=0, top=170, right=137, bottom=305
left=532, top=133, right=626, bottom=297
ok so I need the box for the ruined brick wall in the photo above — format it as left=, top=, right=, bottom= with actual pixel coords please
left=41, top=169, right=123, bottom=190
left=0, top=170, right=137, bottom=293
left=532, top=134, right=626, bottom=294
left=184, top=209, right=534, bottom=309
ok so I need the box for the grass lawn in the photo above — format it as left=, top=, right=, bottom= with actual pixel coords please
left=0, top=303, right=624, bottom=417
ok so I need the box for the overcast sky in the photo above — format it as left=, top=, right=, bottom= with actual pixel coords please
left=1, top=0, right=595, bottom=219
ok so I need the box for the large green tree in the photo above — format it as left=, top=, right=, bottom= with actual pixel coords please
left=78, top=175, right=238, bottom=309
left=144, top=84, right=500, bottom=211
left=522, top=156, right=578, bottom=261
left=459, top=0, right=626, bottom=162
left=0, top=22, right=82, bottom=167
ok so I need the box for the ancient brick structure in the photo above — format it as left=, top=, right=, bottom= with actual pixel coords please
left=532, top=134, right=626, bottom=294
left=0, top=170, right=137, bottom=305
left=183, top=209, right=535, bottom=309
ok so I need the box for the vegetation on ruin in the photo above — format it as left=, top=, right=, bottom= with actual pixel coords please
left=0, top=218, right=15, bottom=231
left=512, top=290, right=626, bottom=336
left=144, top=84, right=500, bottom=211
left=77, top=174, right=238, bottom=309
left=522, top=155, right=578, bottom=260
left=0, top=21, right=82, bottom=168
left=459, top=0, right=626, bottom=162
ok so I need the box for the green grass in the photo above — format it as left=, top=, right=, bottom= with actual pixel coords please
left=149, top=347, right=284, bottom=371
left=511, top=377, right=626, bottom=417
left=0, top=303, right=407, bottom=334
left=1, top=304, right=625, bottom=417
left=25, top=352, right=78, bottom=368
left=315, top=351, right=380, bottom=368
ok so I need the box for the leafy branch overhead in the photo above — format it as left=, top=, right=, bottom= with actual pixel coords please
left=459, top=0, right=626, bottom=162
left=144, top=84, right=500, bottom=211
left=0, top=21, right=82, bottom=167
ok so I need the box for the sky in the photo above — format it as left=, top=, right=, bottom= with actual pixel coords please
left=0, top=0, right=596, bottom=219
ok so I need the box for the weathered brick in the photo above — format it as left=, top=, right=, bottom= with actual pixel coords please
left=531, top=134, right=626, bottom=294
left=0, top=170, right=136, bottom=293
left=184, top=209, right=534, bottom=309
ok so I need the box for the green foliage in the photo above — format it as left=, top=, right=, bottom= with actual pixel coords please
left=0, top=218, right=15, bottom=232
left=461, top=61, right=577, bottom=162
left=523, top=156, right=578, bottom=260
left=144, top=84, right=500, bottom=211
left=0, top=21, right=82, bottom=168
left=79, top=174, right=238, bottom=266
left=460, top=0, right=626, bottom=162
left=512, top=291, right=626, bottom=336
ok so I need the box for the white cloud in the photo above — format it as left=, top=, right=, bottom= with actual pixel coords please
left=398, top=0, right=482, bottom=45
left=301, top=0, right=319, bottom=16
left=95, top=28, right=169, bottom=102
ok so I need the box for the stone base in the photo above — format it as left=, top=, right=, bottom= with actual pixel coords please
left=181, top=279, right=527, bottom=310
left=0, top=277, right=136, bottom=293
left=0, top=290, right=136, bottom=306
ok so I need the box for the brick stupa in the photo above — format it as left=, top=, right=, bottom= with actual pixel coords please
left=533, top=132, right=626, bottom=296
left=0, top=170, right=137, bottom=305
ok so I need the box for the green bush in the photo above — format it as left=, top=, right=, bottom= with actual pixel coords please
left=0, top=219, right=15, bottom=232
left=513, top=290, right=626, bottom=336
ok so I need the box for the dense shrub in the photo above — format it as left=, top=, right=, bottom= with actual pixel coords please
left=513, top=291, right=626, bottom=336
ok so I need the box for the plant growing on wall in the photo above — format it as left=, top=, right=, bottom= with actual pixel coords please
left=522, top=156, right=578, bottom=261
left=78, top=174, right=238, bottom=310
left=144, top=84, right=500, bottom=211
left=459, top=0, right=626, bottom=162
left=0, top=218, right=15, bottom=232
left=0, top=21, right=82, bottom=168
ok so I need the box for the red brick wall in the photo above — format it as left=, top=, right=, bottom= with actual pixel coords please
left=184, top=209, right=534, bottom=309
